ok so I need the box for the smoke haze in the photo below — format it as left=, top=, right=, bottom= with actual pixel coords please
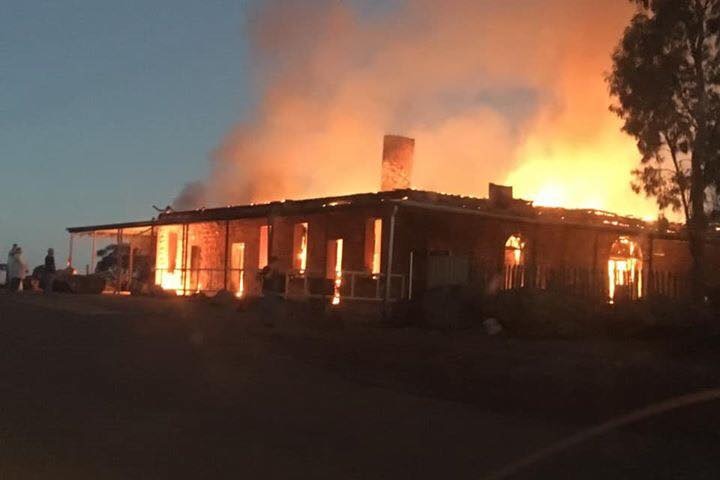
left=175, top=0, right=660, bottom=218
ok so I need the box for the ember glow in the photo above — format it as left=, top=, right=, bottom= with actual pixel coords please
left=371, top=219, right=382, bottom=275
left=294, top=223, right=309, bottom=274
left=331, top=239, right=343, bottom=305
left=175, top=0, right=664, bottom=221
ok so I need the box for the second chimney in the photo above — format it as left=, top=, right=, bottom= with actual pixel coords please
left=381, top=134, right=414, bottom=191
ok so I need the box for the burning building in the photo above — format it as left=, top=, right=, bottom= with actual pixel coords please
left=67, top=135, right=720, bottom=304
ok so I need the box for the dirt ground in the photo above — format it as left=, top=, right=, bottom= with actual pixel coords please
left=0, top=293, right=718, bottom=479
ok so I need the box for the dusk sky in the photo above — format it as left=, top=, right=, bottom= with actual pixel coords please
left=3, top=0, right=254, bottom=267
left=4, top=0, right=658, bottom=268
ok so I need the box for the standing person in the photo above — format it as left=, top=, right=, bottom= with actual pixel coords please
left=258, top=256, right=282, bottom=326
left=259, top=256, right=280, bottom=296
left=8, top=247, right=27, bottom=292
left=5, top=244, right=17, bottom=287
left=44, top=248, right=56, bottom=293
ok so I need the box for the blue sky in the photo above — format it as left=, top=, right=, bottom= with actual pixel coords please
left=2, top=0, right=253, bottom=267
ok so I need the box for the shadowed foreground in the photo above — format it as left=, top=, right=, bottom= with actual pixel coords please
left=0, top=294, right=718, bottom=479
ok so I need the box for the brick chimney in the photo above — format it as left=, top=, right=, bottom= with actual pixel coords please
left=381, top=135, right=414, bottom=191
left=489, top=183, right=513, bottom=208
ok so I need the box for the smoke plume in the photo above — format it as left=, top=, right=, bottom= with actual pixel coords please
left=179, top=0, right=660, bottom=218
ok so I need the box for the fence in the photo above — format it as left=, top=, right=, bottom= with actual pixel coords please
left=497, top=265, right=688, bottom=301
left=153, top=268, right=253, bottom=296
left=284, top=270, right=406, bottom=302
left=152, top=267, right=406, bottom=301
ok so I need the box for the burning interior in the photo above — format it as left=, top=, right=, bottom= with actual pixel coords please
left=608, top=236, right=642, bottom=302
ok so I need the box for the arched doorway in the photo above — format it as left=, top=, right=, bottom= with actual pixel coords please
left=608, top=236, right=643, bottom=302
left=504, top=234, right=526, bottom=288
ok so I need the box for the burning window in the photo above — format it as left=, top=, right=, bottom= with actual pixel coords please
left=608, top=236, right=642, bottom=302
left=326, top=239, right=343, bottom=305
left=365, top=218, right=382, bottom=274
left=168, top=232, right=178, bottom=272
left=231, top=242, right=245, bottom=298
left=504, top=234, right=526, bottom=266
left=258, top=225, right=269, bottom=269
left=293, top=222, right=308, bottom=273
left=504, top=234, right=526, bottom=289
left=155, top=226, right=183, bottom=294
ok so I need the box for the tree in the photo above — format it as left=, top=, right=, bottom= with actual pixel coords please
left=608, top=0, right=720, bottom=299
left=95, top=244, right=152, bottom=289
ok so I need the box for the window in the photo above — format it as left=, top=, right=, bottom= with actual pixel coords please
left=326, top=239, right=343, bottom=305
left=365, top=218, right=382, bottom=274
left=504, top=234, right=526, bottom=266
left=504, top=234, right=526, bottom=289
left=155, top=227, right=183, bottom=294
left=168, top=232, right=178, bottom=272
left=258, top=225, right=269, bottom=269
left=608, top=236, right=643, bottom=302
left=293, top=222, right=308, bottom=273
left=231, top=242, right=245, bottom=297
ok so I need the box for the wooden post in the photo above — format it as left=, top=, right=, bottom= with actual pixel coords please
left=150, top=225, right=156, bottom=283
left=383, top=205, right=399, bottom=311
left=90, top=231, right=96, bottom=273
left=67, top=233, right=74, bottom=269
left=408, top=250, right=414, bottom=300
left=224, top=220, right=230, bottom=291
left=127, top=234, right=134, bottom=293
left=267, top=211, right=274, bottom=266
left=181, top=224, right=189, bottom=296
left=646, top=234, right=654, bottom=298
left=115, top=229, right=121, bottom=293
left=592, top=232, right=599, bottom=271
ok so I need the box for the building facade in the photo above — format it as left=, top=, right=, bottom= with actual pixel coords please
left=67, top=187, right=720, bottom=303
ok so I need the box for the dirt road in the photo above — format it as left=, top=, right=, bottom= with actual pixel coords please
left=0, top=294, right=717, bottom=479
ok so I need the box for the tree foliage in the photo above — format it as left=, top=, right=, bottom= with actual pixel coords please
left=608, top=0, right=720, bottom=223
left=96, top=244, right=151, bottom=284
left=609, top=0, right=720, bottom=296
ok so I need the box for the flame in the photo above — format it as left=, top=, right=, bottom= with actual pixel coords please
left=295, top=223, right=308, bottom=274
left=155, top=226, right=184, bottom=295
left=504, top=234, right=525, bottom=266
left=372, top=219, right=382, bottom=275
left=186, top=1, right=667, bottom=222
left=231, top=242, right=246, bottom=298
left=506, top=129, right=657, bottom=216
left=332, top=239, right=343, bottom=305
left=532, top=184, right=568, bottom=208
left=158, top=271, right=183, bottom=296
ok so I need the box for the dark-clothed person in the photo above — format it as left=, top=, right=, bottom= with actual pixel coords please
left=258, top=256, right=283, bottom=326
left=6, top=244, right=17, bottom=287
left=44, top=248, right=56, bottom=293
